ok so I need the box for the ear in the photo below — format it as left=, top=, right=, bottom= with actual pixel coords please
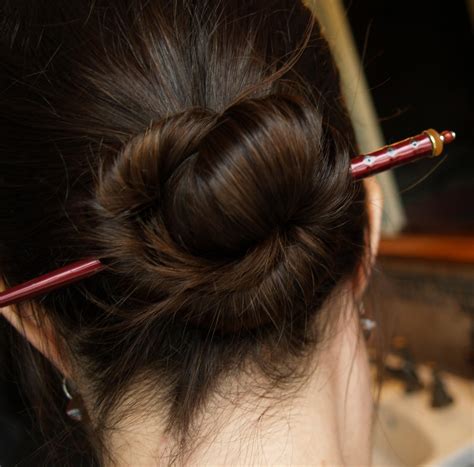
left=353, top=176, right=383, bottom=298
left=0, top=279, right=71, bottom=378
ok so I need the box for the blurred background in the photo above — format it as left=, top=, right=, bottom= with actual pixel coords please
left=308, top=1, right=473, bottom=465
left=348, top=0, right=473, bottom=234
left=1, top=1, right=473, bottom=466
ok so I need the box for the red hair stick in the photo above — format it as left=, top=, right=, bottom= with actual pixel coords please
left=0, top=129, right=456, bottom=308
left=351, top=129, right=456, bottom=180
left=0, top=258, right=105, bottom=308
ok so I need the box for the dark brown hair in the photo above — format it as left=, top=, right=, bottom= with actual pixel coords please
left=0, top=0, right=367, bottom=464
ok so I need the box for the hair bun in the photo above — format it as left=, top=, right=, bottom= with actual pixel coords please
left=93, top=94, right=356, bottom=332
left=96, top=107, right=218, bottom=219
left=165, top=95, right=325, bottom=258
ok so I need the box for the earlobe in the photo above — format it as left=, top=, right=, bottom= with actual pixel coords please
left=0, top=279, right=71, bottom=378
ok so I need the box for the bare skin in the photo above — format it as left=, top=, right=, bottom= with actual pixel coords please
left=1, top=177, right=383, bottom=466
left=102, top=299, right=373, bottom=466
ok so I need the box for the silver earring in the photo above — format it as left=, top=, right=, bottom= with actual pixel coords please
left=360, top=317, right=377, bottom=339
left=62, top=377, right=73, bottom=400
left=62, top=377, right=83, bottom=421
left=357, top=302, right=377, bottom=340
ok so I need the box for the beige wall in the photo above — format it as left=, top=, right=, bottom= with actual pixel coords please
left=305, top=0, right=406, bottom=234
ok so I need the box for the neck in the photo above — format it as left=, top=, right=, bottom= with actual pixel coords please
left=99, top=308, right=373, bottom=466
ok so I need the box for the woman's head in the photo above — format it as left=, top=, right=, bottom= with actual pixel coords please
left=0, top=0, right=381, bottom=464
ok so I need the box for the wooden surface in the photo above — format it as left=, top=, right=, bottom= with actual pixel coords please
left=379, top=234, right=474, bottom=263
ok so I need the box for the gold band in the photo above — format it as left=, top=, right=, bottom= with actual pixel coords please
left=423, top=129, right=444, bottom=157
